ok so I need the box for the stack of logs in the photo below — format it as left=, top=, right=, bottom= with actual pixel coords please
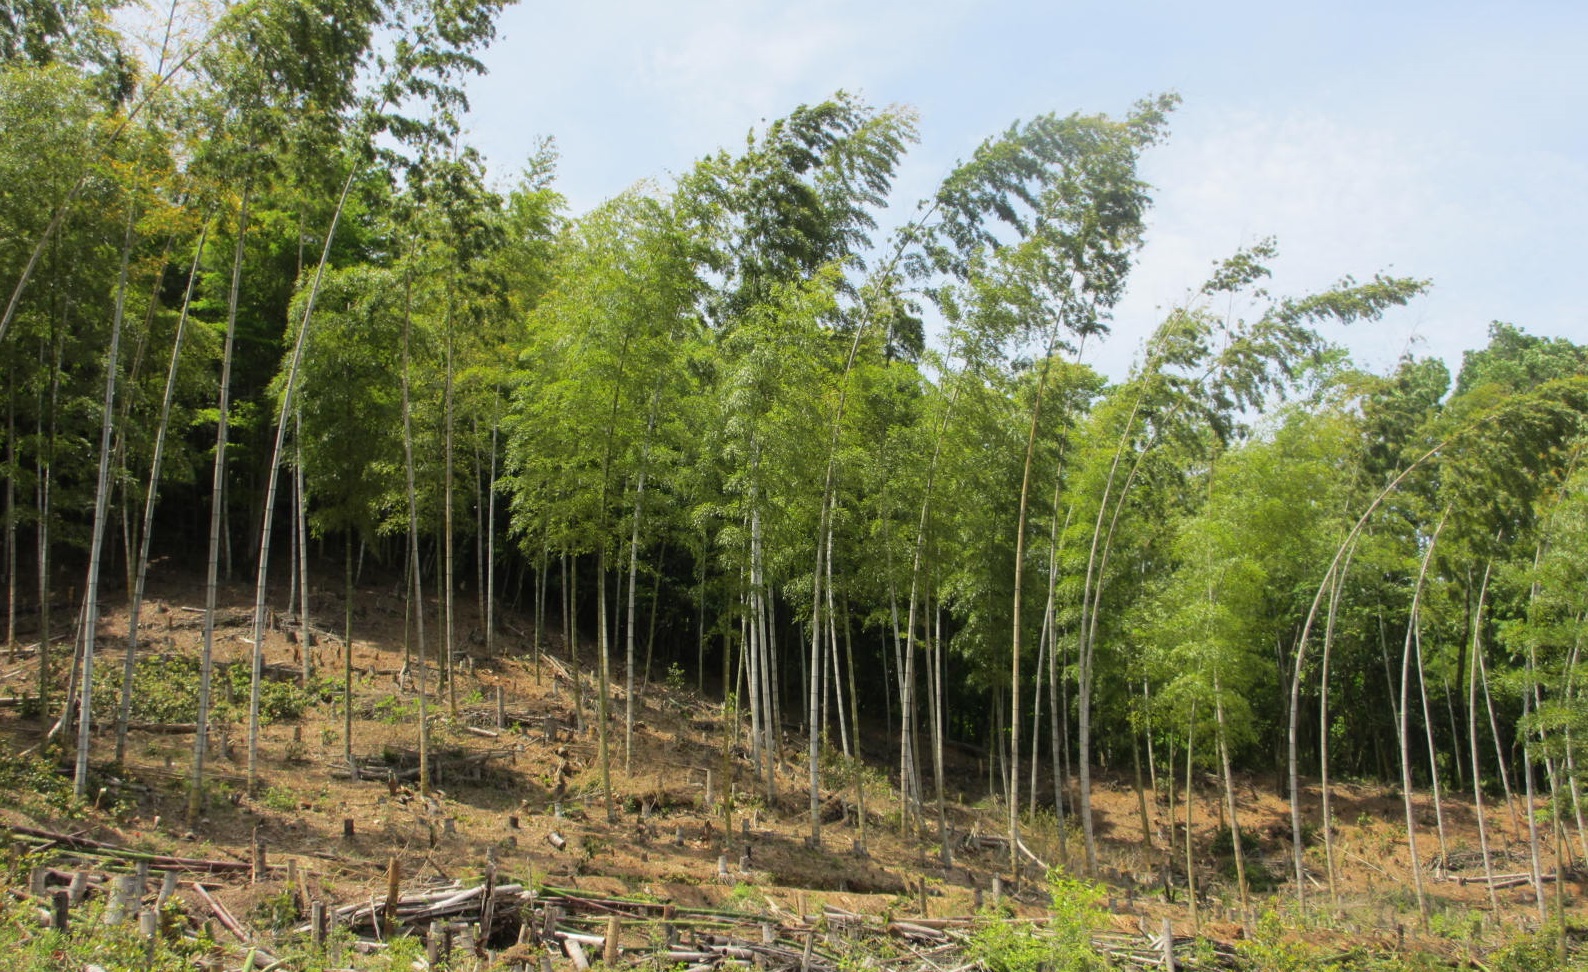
left=319, top=879, right=1226, bottom=972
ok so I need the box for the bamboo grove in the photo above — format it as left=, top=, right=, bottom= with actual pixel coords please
left=3, top=0, right=1588, bottom=921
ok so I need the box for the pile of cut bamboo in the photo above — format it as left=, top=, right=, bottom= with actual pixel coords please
left=7, top=824, right=1235, bottom=971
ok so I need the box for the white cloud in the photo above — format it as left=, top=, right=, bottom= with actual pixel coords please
left=1103, top=103, right=1587, bottom=382
left=464, top=1, right=1587, bottom=382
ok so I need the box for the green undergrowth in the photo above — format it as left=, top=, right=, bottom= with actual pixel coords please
left=89, top=655, right=329, bottom=726
left=0, top=895, right=214, bottom=971
left=967, top=872, right=1109, bottom=972
left=1234, top=907, right=1588, bottom=972
left=0, top=886, right=429, bottom=972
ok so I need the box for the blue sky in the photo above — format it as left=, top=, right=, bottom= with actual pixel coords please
left=460, top=1, right=1585, bottom=381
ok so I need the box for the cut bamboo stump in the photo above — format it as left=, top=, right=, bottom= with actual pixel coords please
left=383, top=857, right=401, bottom=935
left=249, top=828, right=265, bottom=884
left=157, top=871, right=177, bottom=910
left=605, top=915, right=620, bottom=966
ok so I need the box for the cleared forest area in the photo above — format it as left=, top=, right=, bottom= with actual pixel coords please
left=0, top=566, right=1580, bottom=971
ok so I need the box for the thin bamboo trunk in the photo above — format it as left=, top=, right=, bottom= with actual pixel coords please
left=696, top=532, right=706, bottom=694
left=1006, top=341, right=1060, bottom=876
left=188, top=193, right=244, bottom=825
left=763, top=546, right=779, bottom=802
left=1184, top=699, right=1198, bottom=933
left=110, top=245, right=171, bottom=615
left=807, top=514, right=826, bottom=842
left=1467, top=562, right=1500, bottom=912
left=73, top=204, right=137, bottom=798
left=881, top=498, right=911, bottom=822
left=473, top=432, right=484, bottom=656
left=246, top=158, right=362, bottom=791
left=343, top=535, right=354, bottom=770
left=843, top=597, right=868, bottom=854
left=625, top=395, right=658, bottom=775
left=641, top=543, right=662, bottom=693
left=35, top=324, right=58, bottom=716
left=746, top=509, right=764, bottom=778
left=1046, top=569, right=1069, bottom=864
left=1395, top=510, right=1445, bottom=930
left=1564, top=631, right=1588, bottom=863
left=1521, top=542, right=1551, bottom=926
left=570, top=555, right=582, bottom=729
left=1521, top=689, right=1546, bottom=925
left=1028, top=622, right=1046, bottom=820
left=5, top=382, right=15, bottom=649
left=52, top=599, right=87, bottom=742
left=761, top=611, right=779, bottom=778
left=1131, top=687, right=1152, bottom=846
left=1077, top=437, right=1150, bottom=871
left=806, top=501, right=832, bottom=844
left=1475, top=618, right=1520, bottom=841
left=535, top=541, right=547, bottom=668
left=826, top=528, right=848, bottom=760
left=596, top=545, right=614, bottom=822
left=400, top=265, right=430, bottom=796
left=116, top=220, right=208, bottom=764
left=1041, top=492, right=1067, bottom=864
left=931, top=600, right=948, bottom=862
left=1412, top=621, right=1450, bottom=865
left=287, top=472, right=298, bottom=639
left=296, top=415, right=312, bottom=685
left=1213, top=672, right=1249, bottom=920
left=1317, top=542, right=1354, bottom=909
left=443, top=318, right=456, bottom=718
left=1034, top=447, right=1075, bottom=838
left=486, top=426, right=497, bottom=659
left=1142, top=678, right=1158, bottom=825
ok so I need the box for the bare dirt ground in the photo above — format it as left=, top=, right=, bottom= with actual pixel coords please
left=0, top=562, right=1580, bottom=964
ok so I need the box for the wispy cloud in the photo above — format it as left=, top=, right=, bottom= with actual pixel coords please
left=466, top=1, right=1586, bottom=381
left=1106, top=103, right=1586, bottom=381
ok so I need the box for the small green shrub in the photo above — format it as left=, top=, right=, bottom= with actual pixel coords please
left=374, top=695, right=418, bottom=724
left=0, top=750, right=81, bottom=819
left=380, top=933, right=425, bottom=970
left=1237, top=909, right=1342, bottom=972
left=726, top=882, right=762, bottom=909
left=1486, top=936, right=1560, bottom=972
left=967, top=872, right=1107, bottom=972
left=665, top=663, right=688, bottom=693
left=224, top=663, right=321, bottom=723
left=251, top=888, right=299, bottom=930
left=260, top=785, right=299, bottom=812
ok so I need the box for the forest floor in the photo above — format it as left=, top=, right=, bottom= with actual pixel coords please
left=0, top=562, right=1582, bottom=969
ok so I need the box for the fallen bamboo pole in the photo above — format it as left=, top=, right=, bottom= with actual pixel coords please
left=7, top=826, right=259, bottom=873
